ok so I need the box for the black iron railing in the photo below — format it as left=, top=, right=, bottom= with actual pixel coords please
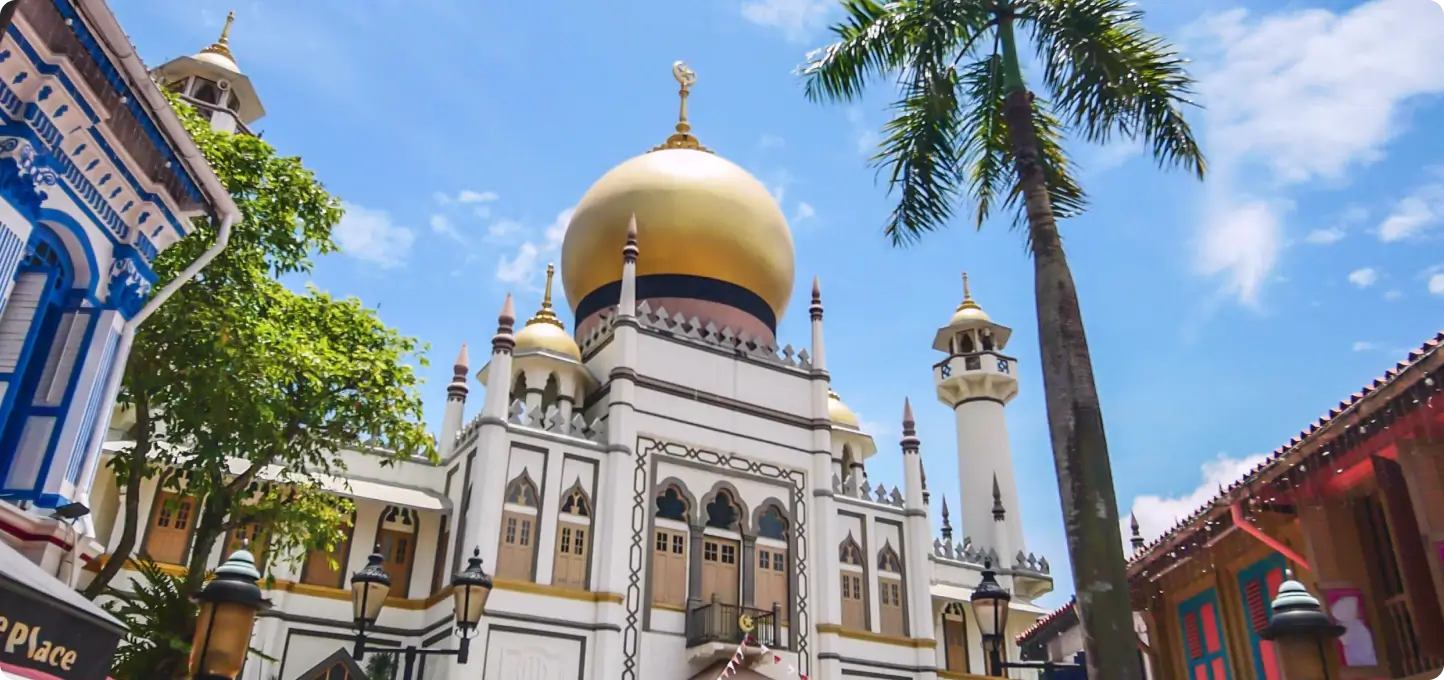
left=685, top=597, right=781, bottom=649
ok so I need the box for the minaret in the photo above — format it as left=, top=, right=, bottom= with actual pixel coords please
left=809, top=275, right=845, bottom=680
left=437, top=344, right=469, bottom=459
left=900, top=399, right=937, bottom=673
left=148, top=10, right=267, bottom=134
left=1130, top=513, right=1145, bottom=553
left=595, top=217, right=641, bottom=680
left=459, top=296, right=514, bottom=596
left=932, top=272, right=1024, bottom=556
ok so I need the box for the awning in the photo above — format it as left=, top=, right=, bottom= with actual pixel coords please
left=101, top=441, right=449, bottom=512
left=0, top=541, right=123, bottom=680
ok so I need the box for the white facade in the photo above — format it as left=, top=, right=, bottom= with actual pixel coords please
left=85, top=63, right=1057, bottom=680
left=0, top=0, right=234, bottom=574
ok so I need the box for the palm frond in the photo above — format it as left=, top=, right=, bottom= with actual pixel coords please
left=801, top=0, right=913, bottom=103
left=874, top=59, right=969, bottom=245
left=1025, top=0, right=1206, bottom=178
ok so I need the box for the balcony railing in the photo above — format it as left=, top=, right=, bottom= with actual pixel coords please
left=685, top=597, right=781, bottom=649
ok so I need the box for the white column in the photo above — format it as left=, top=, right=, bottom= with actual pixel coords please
left=533, top=448, right=566, bottom=586
left=807, top=277, right=840, bottom=680
left=437, top=345, right=469, bottom=460
left=954, top=399, right=1025, bottom=554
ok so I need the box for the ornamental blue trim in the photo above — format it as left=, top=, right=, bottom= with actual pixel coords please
left=0, top=25, right=190, bottom=242
left=45, top=0, right=204, bottom=205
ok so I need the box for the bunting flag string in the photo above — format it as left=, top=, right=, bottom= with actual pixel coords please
left=713, top=615, right=807, bottom=680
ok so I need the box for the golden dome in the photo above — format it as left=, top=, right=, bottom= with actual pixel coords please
left=561, top=62, right=795, bottom=335
left=949, top=272, right=991, bottom=325
left=828, top=390, right=861, bottom=429
left=514, top=263, right=582, bottom=361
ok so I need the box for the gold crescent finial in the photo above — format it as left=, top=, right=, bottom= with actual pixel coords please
left=525, top=263, right=565, bottom=329
left=200, top=10, right=238, bottom=62
left=651, top=61, right=712, bottom=154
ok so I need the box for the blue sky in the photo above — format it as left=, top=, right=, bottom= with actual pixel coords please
left=114, top=0, right=1444, bottom=608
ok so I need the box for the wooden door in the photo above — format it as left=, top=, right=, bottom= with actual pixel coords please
left=377, top=528, right=414, bottom=597
left=553, top=522, right=590, bottom=589
left=652, top=528, right=687, bottom=606
left=498, top=511, right=536, bottom=581
left=943, top=616, right=969, bottom=671
left=755, top=546, right=788, bottom=620
left=226, top=522, right=269, bottom=564
left=701, top=537, right=739, bottom=604
left=302, top=523, right=353, bottom=588
left=146, top=493, right=194, bottom=565
left=879, top=577, right=904, bottom=636
left=840, top=570, right=865, bottom=629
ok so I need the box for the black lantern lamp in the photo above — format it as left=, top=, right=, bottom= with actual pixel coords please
left=349, top=547, right=392, bottom=661
left=970, top=560, right=1013, bottom=676
left=1261, top=571, right=1344, bottom=680
left=449, top=548, right=494, bottom=663
left=189, top=547, right=273, bottom=680
left=349, top=545, right=492, bottom=680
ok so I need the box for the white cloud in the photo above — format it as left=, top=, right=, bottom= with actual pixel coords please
left=741, top=0, right=831, bottom=43
left=435, top=189, right=499, bottom=206
left=334, top=202, right=414, bottom=268
left=1124, top=453, right=1270, bottom=546
left=1378, top=177, right=1444, bottom=242
left=793, top=202, right=816, bottom=224
left=488, top=219, right=524, bottom=240
left=1348, top=267, right=1379, bottom=288
left=494, top=208, right=576, bottom=289
left=430, top=213, right=463, bottom=243
left=1305, top=227, right=1346, bottom=245
left=1353, top=341, right=1378, bottom=352
left=1187, top=0, right=1444, bottom=305
left=1385, top=289, right=1403, bottom=300
left=1194, top=199, right=1284, bottom=307
left=1430, top=273, right=1444, bottom=296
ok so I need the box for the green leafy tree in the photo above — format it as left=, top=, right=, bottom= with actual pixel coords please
left=365, top=652, right=399, bottom=680
left=802, top=1, right=1204, bottom=676
left=85, top=96, right=435, bottom=676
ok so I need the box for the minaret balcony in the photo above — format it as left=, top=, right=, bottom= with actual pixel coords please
left=934, top=351, right=1019, bottom=405
left=684, top=599, right=781, bottom=661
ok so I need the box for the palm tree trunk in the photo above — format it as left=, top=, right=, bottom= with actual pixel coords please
left=83, top=397, right=153, bottom=599
left=995, top=12, right=1140, bottom=678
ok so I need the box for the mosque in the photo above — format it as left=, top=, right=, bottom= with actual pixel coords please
left=86, top=23, right=1059, bottom=680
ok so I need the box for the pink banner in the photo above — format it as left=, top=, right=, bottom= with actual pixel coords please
left=1323, top=588, right=1378, bottom=667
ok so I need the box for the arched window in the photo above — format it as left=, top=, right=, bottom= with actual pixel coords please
left=0, top=227, right=78, bottom=476
left=839, top=534, right=865, bottom=630
left=374, top=505, right=418, bottom=597
left=942, top=601, right=971, bottom=672
left=652, top=485, right=690, bottom=608
left=755, top=505, right=789, bottom=620
left=498, top=472, right=539, bottom=581
left=509, top=373, right=527, bottom=404
left=542, top=373, right=561, bottom=414
left=553, top=483, right=592, bottom=590
left=701, top=491, right=741, bottom=604
left=877, top=543, right=905, bottom=637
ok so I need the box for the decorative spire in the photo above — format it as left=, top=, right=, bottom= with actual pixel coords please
left=957, top=271, right=983, bottom=313
left=1130, top=512, right=1144, bottom=552
left=991, top=473, right=1006, bottom=521
left=900, top=398, right=920, bottom=452
left=453, top=344, right=470, bottom=375
left=448, top=344, right=470, bottom=399
left=493, top=294, right=516, bottom=352
left=525, top=264, right=565, bottom=329
left=624, top=214, right=639, bottom=263
left=941, top=495, right=953, bottom=542
left=199, top=10, right=238, bottom=63
left=650, top=61, right=712, bottom=154
left=810, top=275, right=823, bottom=320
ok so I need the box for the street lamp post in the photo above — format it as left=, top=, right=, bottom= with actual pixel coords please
left=350, top=546, right=492, bottom=680
left=1260, top=570, right=1344, bottom=680
left=969, top=560, right=1013, bottom=677
left=189, top=547, right=273, bottom=680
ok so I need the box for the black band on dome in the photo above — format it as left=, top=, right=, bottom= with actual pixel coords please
left=576, top=274, right=778, bottom=332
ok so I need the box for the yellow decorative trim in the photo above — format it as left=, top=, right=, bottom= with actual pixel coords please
left=653, top=602, right=687, bottom=613
left=492, top=577, right=624, bottom=604
left=815, top=623, right=936, bottom=649
left=938, top=671, right=1001, bottom=680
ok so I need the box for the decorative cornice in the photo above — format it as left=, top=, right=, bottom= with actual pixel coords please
left=815, top=623, right=936, bottom=649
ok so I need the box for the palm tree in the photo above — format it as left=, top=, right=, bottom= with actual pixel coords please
left=802, top=1, right=1204, bottom=677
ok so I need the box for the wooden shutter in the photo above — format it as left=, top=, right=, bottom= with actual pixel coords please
left=1178, top=588, right=1230, bottom=680
left=669, top=532, right=687, bottom=605
left=1373, top=455, right=1444, bottom=656
left=1237, top=553, right=1286, bottom=680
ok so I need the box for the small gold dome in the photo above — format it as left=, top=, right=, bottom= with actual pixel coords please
left=561, top=62, right=795, bottom=335
left=949, top=272, right=991, bottom=325
left=514, top=264, right=582, bottom=361
left=195, top=11, right=242, bottom=74
left=828, top=390, right=861, bottom=429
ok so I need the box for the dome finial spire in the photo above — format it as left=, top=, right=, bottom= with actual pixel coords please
left=525, top=263, right=565, bottom=330
left=959, top=271, right=982, bottom=312
left=200, top=10, right=238, bottom=63
left=651, top=61, right=713, bottom=154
